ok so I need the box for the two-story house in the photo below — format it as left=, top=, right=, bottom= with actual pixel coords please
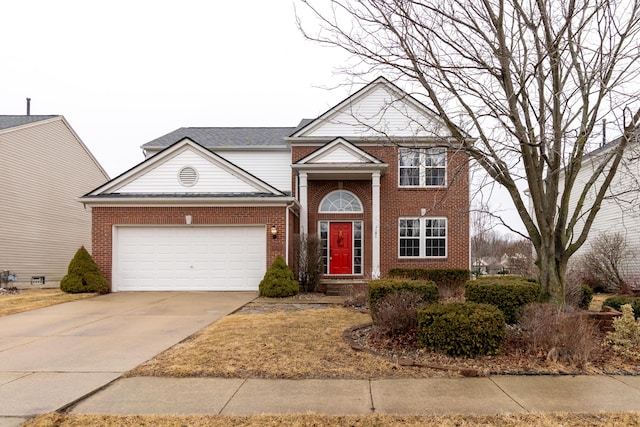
left=81, top=77, right=470, bottom=292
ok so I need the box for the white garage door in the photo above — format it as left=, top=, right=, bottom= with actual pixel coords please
left=114, top=226, right=266, bottom=291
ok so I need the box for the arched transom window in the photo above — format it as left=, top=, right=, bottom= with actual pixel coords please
left=319, top=190, right=363, bottom=213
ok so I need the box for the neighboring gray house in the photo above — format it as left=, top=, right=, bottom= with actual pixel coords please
left=0, top=115, right=109, bottom=287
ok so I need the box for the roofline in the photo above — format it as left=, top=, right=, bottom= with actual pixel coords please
left=289, top=76, right=471, bottom=139
left=0, top=115, right=110, bottom=180
left=0, top=115, right=61, bottom=134
left=143, top=144, right=289, bottom=152
left=86, top=137, right=286, bottom=197
left=79, top=195, right=298, bottom=207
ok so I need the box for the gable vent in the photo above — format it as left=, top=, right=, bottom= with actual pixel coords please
left=178, top=166, right=199, bottom=187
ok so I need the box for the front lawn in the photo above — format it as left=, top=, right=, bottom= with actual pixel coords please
left=22, top=412, right=640, bottom=427
left=0, top=289, right=95, bottom=317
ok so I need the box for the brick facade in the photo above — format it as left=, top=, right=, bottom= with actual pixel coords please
left=91, top=205, right=288, bottom=288
left=292, top=144, right=469, bottom=279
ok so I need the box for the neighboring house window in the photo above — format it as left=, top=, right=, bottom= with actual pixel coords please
left=399, top=148, right=446, bottom=187
left=319, top=190, right=363, bottom=213
left=399, top=217, right=447, bottom=258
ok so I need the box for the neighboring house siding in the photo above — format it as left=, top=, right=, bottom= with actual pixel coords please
left=564, top=145, right=640, bottom=281
left=91, top=206, right=287, bottom=288
left=117, top=150, right=259, bottom=194
left=0, top=118, right=108, bottom=284
left=217, top=150, right=291, bottom=192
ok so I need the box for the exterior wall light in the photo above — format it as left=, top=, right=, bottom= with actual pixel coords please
left=271, top=225, right=277, bottom=239
left=185, top=215, right=192, bottom=225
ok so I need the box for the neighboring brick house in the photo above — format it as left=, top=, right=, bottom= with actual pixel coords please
left=81, top=77, right=470, bottom=292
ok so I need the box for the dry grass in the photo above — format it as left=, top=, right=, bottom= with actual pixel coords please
left=23, top=412, right=640, bottom=427
left=128, top=307, right=444, bottom=379
left=0, top=289, right=95, bottom=317
left=590, top=293, right=616, bottom=311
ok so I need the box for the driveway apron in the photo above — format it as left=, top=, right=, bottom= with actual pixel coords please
left=0, top=291, right=256, bottom=418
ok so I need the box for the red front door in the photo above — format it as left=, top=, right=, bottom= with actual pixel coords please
left=329, top=222, right=353, bottom=275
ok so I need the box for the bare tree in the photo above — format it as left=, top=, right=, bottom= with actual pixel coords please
left=580, top=232, right=634, bottom=293
left=298, top=0, right=640, bottom=302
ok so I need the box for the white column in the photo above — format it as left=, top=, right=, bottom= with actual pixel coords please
left=372, top=171, right=381, bottom=279
left=299, top=172, right=308, bottom=236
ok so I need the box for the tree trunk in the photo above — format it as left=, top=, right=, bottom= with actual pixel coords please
left=536, top=244, right=568, bottom=305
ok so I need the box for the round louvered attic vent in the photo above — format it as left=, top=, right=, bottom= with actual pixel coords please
left=178, top=166, right=198, bottom=187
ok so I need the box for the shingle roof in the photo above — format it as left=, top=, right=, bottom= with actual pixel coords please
left=0, top=115, right=59, bottom=130
left=142, top=127, right=297, bottom=149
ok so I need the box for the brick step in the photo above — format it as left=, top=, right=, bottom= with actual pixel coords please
left=321, top=279, right=368, bottom=296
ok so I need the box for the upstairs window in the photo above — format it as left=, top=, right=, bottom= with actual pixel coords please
left=399, top=148, right=446, bottom=187
left=399, top=217, right=447, bottom=258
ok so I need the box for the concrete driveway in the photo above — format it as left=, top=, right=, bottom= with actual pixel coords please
left=0, top=291, right=256, bottom=423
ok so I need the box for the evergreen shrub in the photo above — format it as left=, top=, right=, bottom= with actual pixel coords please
left=418, top=302, right=505, bottom=358
left=60, top=246, right=109, bottom=294
left=602, top=295, right=640, bottom=319
left=579, top=285, right=594, bottom=310
left=465, top=276, right=541, bottom=324
left=259, top=256, right=299, bottom=298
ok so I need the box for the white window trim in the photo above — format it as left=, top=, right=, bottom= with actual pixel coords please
left=398, top=217, right=448, bottom=258
left=319, top=220, right=364, bottom=275
left=398, top=148, right=447, bottom=188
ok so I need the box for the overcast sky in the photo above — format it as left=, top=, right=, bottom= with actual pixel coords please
left=1, top=1, right=524, bottom=234
left=1, top=1, right=354, bottom=177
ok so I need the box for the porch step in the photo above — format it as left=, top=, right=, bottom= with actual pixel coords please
left=321, top=279, right=368, bottom=296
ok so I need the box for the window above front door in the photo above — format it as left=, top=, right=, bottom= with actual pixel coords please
left=319, top=190, right=363, bottom=213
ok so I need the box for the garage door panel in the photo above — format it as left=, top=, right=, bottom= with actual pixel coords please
left=115, top=226, right=266, bottom=291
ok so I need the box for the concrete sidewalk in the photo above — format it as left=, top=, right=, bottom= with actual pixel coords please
left=69, top=375, right=640, bottom=416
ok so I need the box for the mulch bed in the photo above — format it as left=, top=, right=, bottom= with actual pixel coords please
left=239, top=298, right=640, bottom=378
left=343, top=321, right=640, bottom=378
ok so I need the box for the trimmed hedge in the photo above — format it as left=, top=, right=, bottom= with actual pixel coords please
left=388, top=268, right=470, bottom=287
left=418, top=302, right=505, bottom=358
left=60, top=246, right=109, bottom=294
left=368, top=279, right=438, bottom=320
left=465, top=276, right=541, bottom=324
left=259, top=256, right=299, bottom=298
left=602, top=295, right=640, bottom=319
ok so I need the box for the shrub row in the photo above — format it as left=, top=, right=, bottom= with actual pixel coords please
left=602, top=295, right=640, bottom=319
left=418, top=302, right=505, bottom=358
left=388, top=268, right=470, bottom=287
left=465, top=276, right=541, bottom=324
left=368, top=279, right=438, bottom=320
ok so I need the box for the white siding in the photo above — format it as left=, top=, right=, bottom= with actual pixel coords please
left=117, top=150, right=262, bottom=194
left=565, top=143, right=640, bottom=280
left=218, top=150, right=291, bottom=192
left=309, top=145, right=369, bottom=164
left=0, top=118, right=109, bottom=284
left=303, top=85, right=449, bottom=138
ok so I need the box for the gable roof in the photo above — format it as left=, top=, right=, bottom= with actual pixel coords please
left=295, top=137, right=384, bottom=165
left=0, top=115, right=59, bottom=130
left=142, top=127, right=295, bottom=152
left=289, top=76, right=454, bottom=140
left=82, top=138, right=290, bottom=204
